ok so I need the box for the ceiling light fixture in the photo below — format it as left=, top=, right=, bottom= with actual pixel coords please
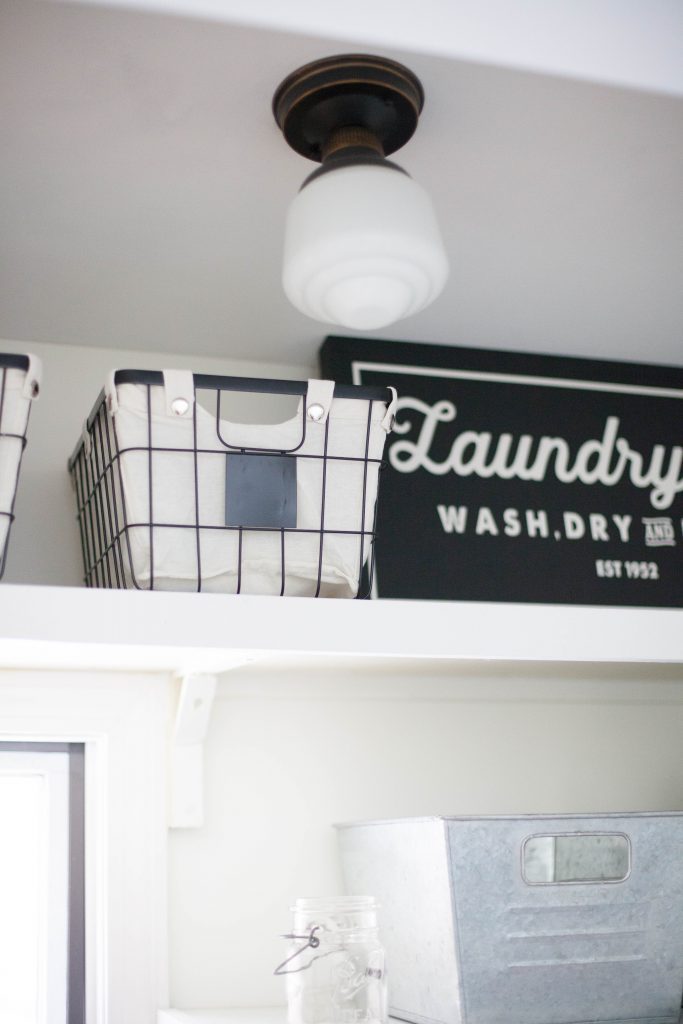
left=272, top=54, right=449, bottom=331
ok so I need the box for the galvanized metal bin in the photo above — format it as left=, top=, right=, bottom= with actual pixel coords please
left=337, top=814, right=683, bottom=1024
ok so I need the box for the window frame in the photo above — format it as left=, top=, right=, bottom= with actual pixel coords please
left=0, top=670, right=170, bottom=1024
left=1, top=741, right=87, bottom=1023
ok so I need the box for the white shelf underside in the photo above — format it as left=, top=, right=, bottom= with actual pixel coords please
left=157, top=1009, right=683, bottom=1024
left=0, top=584, right=681, bottom=673
left=158, top=1011, right=284, bottom=1024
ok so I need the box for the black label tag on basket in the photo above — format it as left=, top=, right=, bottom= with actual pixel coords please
left=225, top=453, right=297, bottom=529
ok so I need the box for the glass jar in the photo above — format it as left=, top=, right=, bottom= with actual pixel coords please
left=275, top=896, right=387, bottom=1024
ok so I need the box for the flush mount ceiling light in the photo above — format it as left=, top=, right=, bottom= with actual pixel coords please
left=273, top=54, right=450, bottom=331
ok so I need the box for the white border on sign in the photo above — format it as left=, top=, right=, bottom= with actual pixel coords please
left=351, top=361, right=683, bottom=400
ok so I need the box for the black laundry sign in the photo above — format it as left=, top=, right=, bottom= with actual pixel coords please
left=320, top=335, right=683, bottom=607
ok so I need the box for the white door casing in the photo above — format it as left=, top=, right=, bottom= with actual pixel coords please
left=0, top=669, right=171, bottom=1023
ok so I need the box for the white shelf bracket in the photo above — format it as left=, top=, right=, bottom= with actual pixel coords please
left=170, top=672, right=217, bottom=829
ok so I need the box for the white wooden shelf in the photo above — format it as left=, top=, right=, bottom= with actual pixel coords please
left=158, top=1012, right=283, bottom=1024
left=157, top=1010, right=683, bottom=1024
left=0, top=583, right=682, bottom=673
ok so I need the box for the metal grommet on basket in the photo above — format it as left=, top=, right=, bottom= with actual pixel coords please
left=307, top=403, right=325, bottom=422
left=163, top=369, right=195, bottom=420
left=171, top=397, right=190, bottom=416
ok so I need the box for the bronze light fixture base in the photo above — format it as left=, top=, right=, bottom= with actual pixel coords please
left=272, top=54, right=425, bottom=163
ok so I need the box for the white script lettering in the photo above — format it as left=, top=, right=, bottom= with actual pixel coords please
left=390, top=400, right=683, bottom=510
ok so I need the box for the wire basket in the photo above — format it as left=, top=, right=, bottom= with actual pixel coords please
left=0, top=353, right=41, bottom=579
left=68, top=370, right=397, bottom=597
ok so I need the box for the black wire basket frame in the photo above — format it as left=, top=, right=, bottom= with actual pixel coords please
left=68, top=371, right=395, bottom=597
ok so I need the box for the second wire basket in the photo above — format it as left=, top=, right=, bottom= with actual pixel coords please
left=0, top=353, right=41, bottom=579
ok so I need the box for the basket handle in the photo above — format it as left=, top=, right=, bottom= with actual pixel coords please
left=160, top=372, right=338, bottom=450
left=104, top=369, right=393, bottom=443
left=159, top=372, right=337, bottom=421
left=213, top=378, right=336, bottom=454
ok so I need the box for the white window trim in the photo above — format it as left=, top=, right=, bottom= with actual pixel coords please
left=0, top=669, right=171, bottom=1024
left=0, top=747, right=70, bottom=1024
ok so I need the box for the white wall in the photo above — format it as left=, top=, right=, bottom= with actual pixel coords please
left=0, top=337, right=313, bottom=586
left=169, top=655, right=683, bottom=1009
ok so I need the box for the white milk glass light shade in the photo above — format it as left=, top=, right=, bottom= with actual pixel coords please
left=282, top=163, right=449, bottom=330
